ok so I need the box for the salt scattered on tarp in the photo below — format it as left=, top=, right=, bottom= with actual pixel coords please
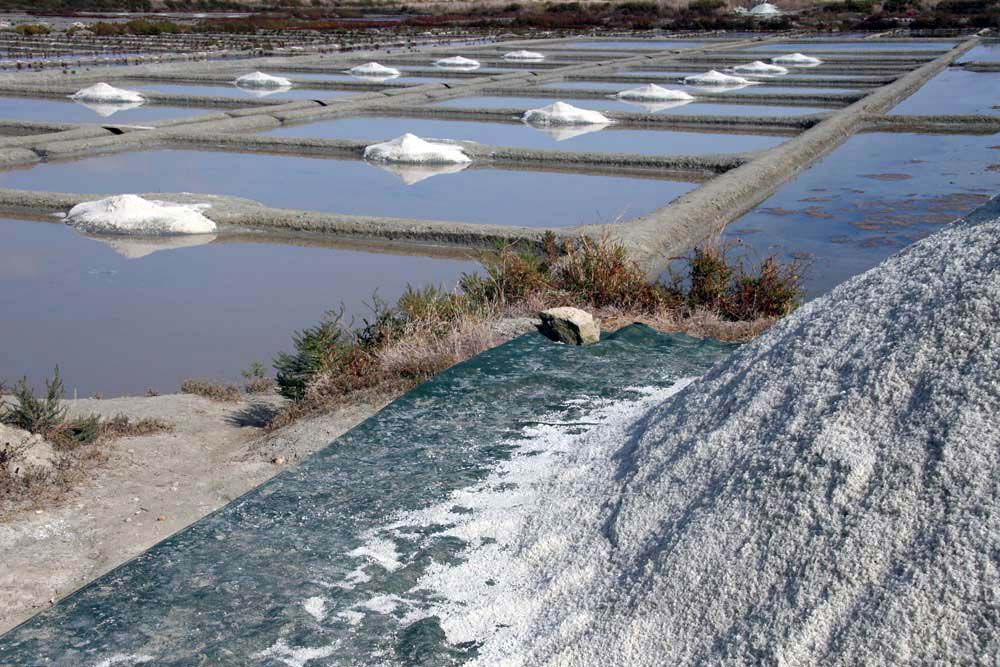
left=70, top=82, right=144, bottom=104
left=363, top=133, right=471, bottom=164
left=233, top=71, right=292, bottom=88
left=348, top=62, right=401, bottom=79
left=66, top=194, right=217, bottom=235
left=731, top=60, right=789, bottom=76
left=433, top=56, right=480, bottom=70
left=772, top=52, right=823, bottom=66
left=683, top=69, right=758, bottom=88
left=403, top=203, right=1000, bottom=665
left=522, top=101, right=611, bottom=126
left=503, top=50, right=545, bottom=61
left=615, top=83, right=695, bottom=102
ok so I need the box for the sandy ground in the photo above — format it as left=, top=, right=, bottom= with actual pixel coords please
left=0, top=392, right=381, bottom=635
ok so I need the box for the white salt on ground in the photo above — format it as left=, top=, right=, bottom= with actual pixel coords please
left=363, top=133, right=471, bottom=164
left=731, top=60, right=790, bottom=76
left=70, top=82, right=144, bottom=104
left=66, top=195, right=217, bottom=235
left=772, top=52, right=823, bottom=66
left=433, top=56, right=480, bottom=69
left=233, top=71, right=292, bottom=88
left=367, top=209, right=1000, bottom=665
left=503, top=50, right=545, bottom=60
left=522, top=101, right=611, bottom=126
left=615, top=83, right=695, bottom=102
left=348, top=62, right=401, bottom=78
left=683, top=69, right=758, bottom=88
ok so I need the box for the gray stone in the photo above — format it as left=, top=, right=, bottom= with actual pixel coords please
left=539, top=307, right=600, bottom=345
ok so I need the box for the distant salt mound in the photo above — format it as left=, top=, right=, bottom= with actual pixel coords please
left=503, top=50, right=545, bottom=61
left=749, top=1, right=782, bottom=15
left=615, top=83, right=695, bottom=102
left=731, top=60, right=789, bottom=76
left=66, top=195, right=217, bottom=235
left=70, top=82, right=144, bottom=104
left=409, top=202, right=1000, bottom=664
left=348, top=62, right=401, bottom=79
left=433, top=56, right=480, bottom=70
left=683, top=69, right=757, bottom=88
left=363, top=133, right=471, bottom=165
left=233, top=71, right=292, bottom=89
left=773, top=52, right=823, bottom=66
left=522, top=101, right=611, bottom=126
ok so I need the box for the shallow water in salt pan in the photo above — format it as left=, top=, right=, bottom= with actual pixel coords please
left=0, top=216, right=475, bottom=396
left=264, top=115, right=788, bottom=155
left=748, top=41, right=954, bottom=52
left=890, top=68, right=1000, bottom=115
left=562, top=40, right=709, bottom=50
left=0, top=95, right=206, bottom=123
left=547, top=80, right=863, bottom=98
left=713, top=131, right=999, bottom=297
left=959, top=43, right=1000, bottom=62
left=0, top=149, right=698, bottom=228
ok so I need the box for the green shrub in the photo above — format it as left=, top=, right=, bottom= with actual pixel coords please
left=1, top=368, right=67, bottom=434
left=274, top=312, right=351, bottom=400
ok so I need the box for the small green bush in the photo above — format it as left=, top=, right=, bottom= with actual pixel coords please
left=274, top=312, right=351, bottom=400
left=1, top=368, right=67, bottom=434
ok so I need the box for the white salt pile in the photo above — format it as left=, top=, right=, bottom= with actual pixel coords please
left=749, top=1, right=782, bottom=15
left=683, top=69, right=757, bottom=88
left=522, top=101, right=611, bottom=126
left=503, top=50, right=545, bottom=61
left=731, top=60, right=789, bottom=76
left=615, top=83, right=695, bottom=102
left=363, top=133, right=471, bottom=164
left=772, top=52, right=824, bottom=66
left=373, top=207, right=1000, bottom=664
left=233, top=71, right=292, bottom=88
left=433, top=56, right=480, bottom=70
left=348, top=62, right=401, bottom=78
left=70, top=82, right=144, bottom=104
left=66, top=195, right=217, bottom=235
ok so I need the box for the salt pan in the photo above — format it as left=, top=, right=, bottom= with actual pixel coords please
left=348, top=62, right=401, bottom=79
left=521, top=101, right=611, bottom=126
left=233, top=71, right=292, bottom=88
left=503, top=50, right=545, bottom=61
left=615, top=83, right=695, bottom=102
left=363, top=133, right=471, bottom=165
left=433, top=56, right=481, bottom=70
left=731, top=60, right=790, bottom=76
left=70, top=82, right=144, bottom=104
left=772, top=52, right=824, bottom=66
left=66, top=195, right=217, bottom=236
left=683, top=69, right=758, bottom=88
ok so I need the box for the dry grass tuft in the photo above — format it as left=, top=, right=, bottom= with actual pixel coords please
left=100, top=414, right=174, bottom=440
left=180, top=379, right=242, bottom=402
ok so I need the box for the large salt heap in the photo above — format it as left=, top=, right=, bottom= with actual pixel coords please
left=413, top=203, right=1000, bottom=664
